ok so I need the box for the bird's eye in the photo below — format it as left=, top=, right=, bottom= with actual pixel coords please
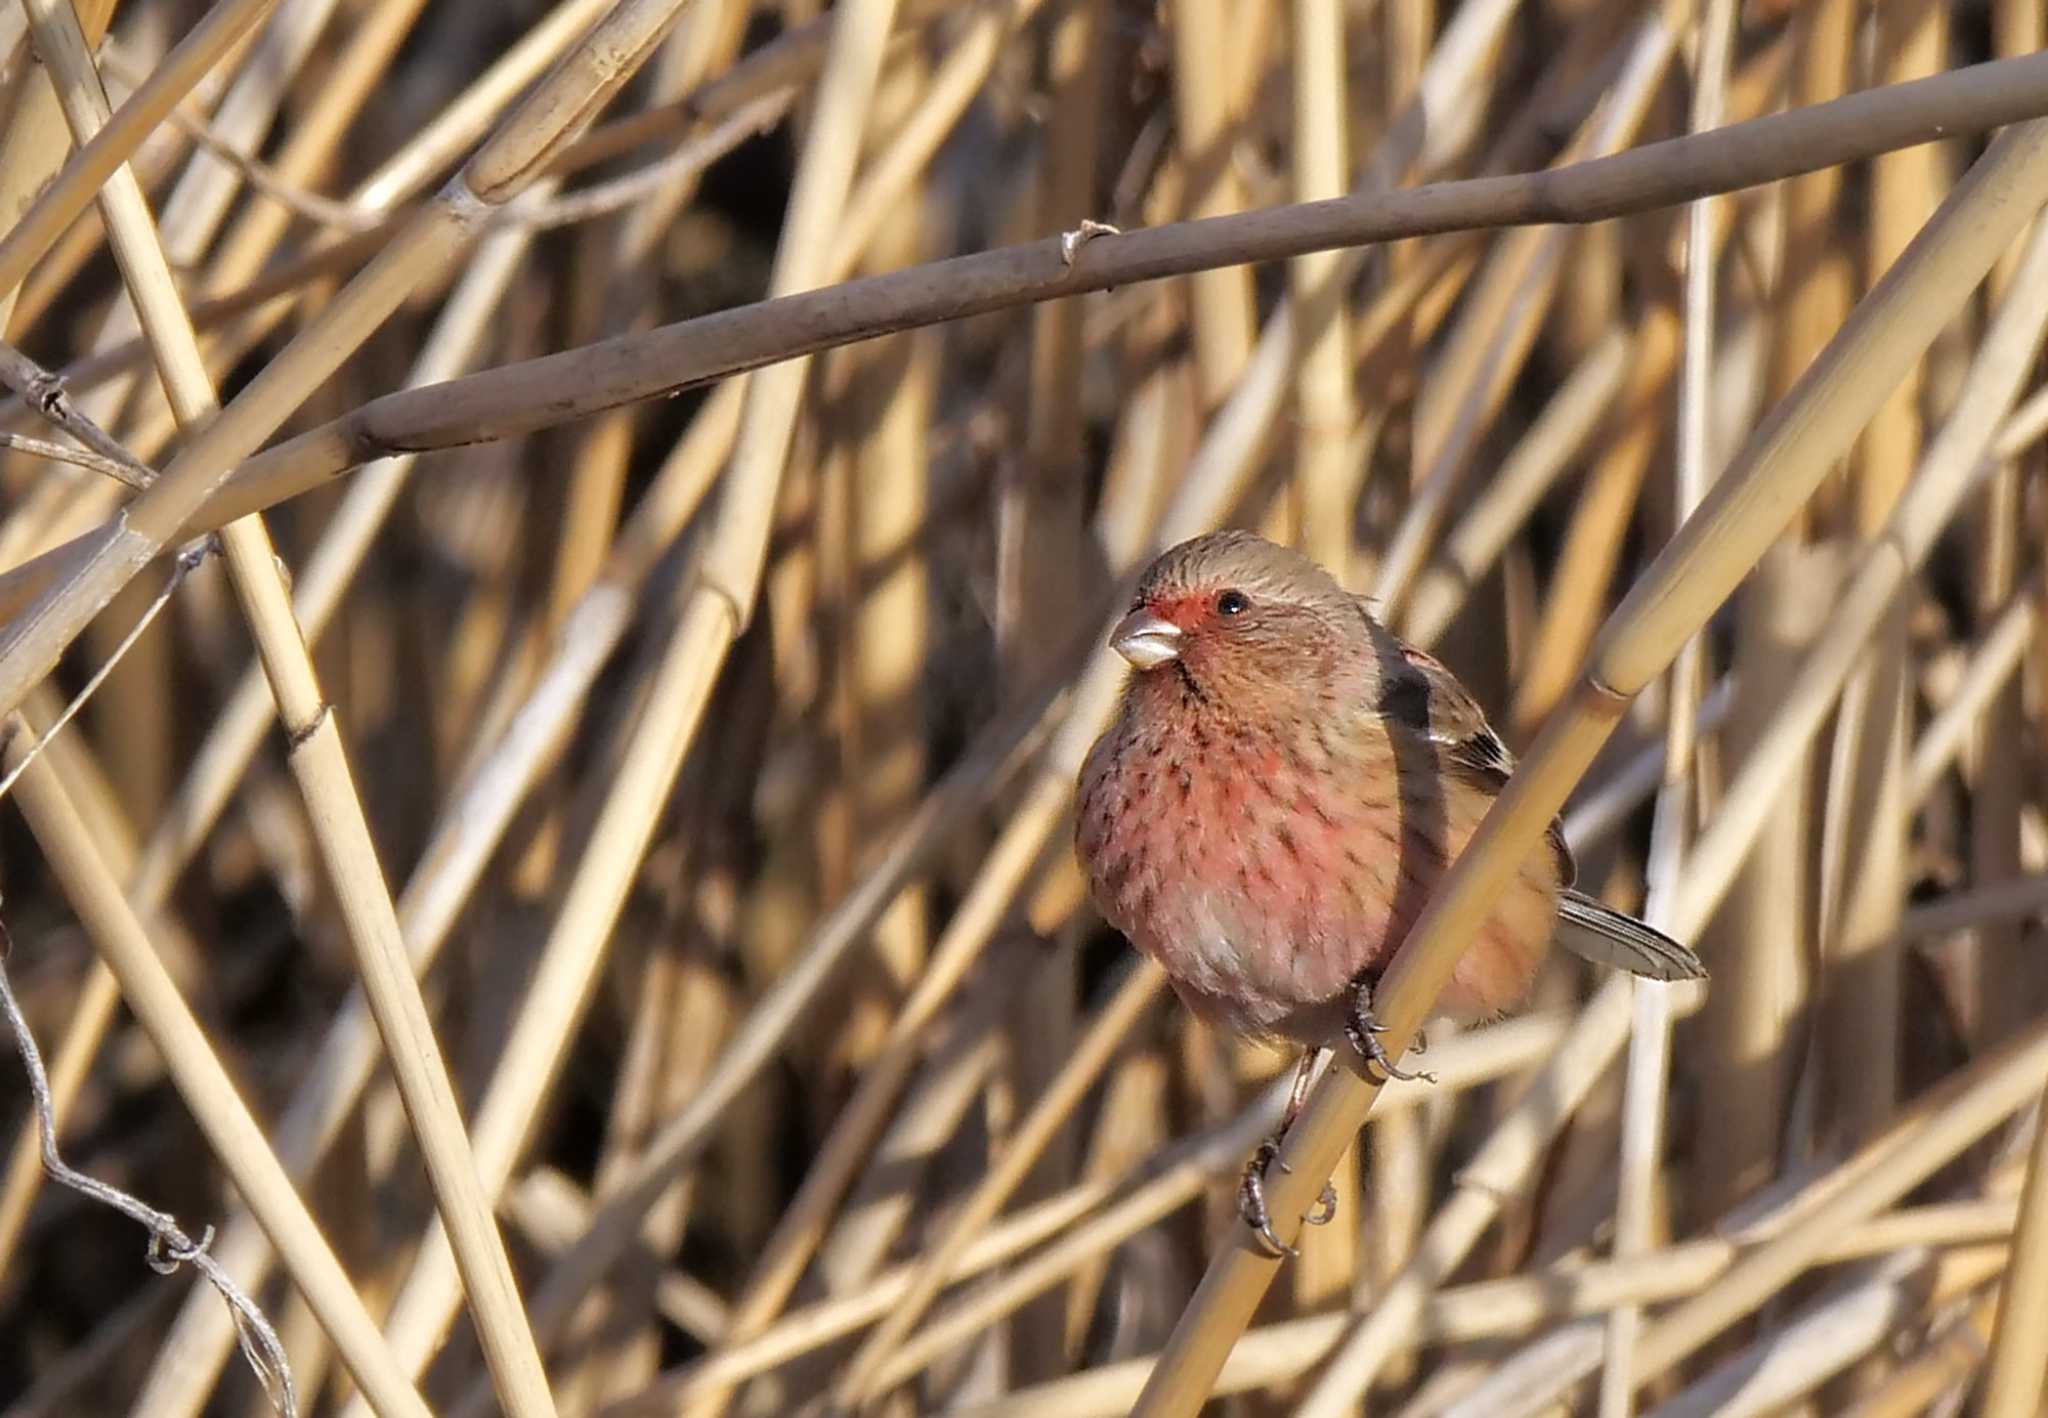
left=1215, top=589, right=1251, bottom=617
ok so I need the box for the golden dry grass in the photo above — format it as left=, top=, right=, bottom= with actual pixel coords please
left=0, top=2, right=2046, bottom=1416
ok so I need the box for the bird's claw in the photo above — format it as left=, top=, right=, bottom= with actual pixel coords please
left=1345, top=984, right=1437, bottom=1084
left=1238, top=1135, right=1339, bottom=1258
left=1239, top=1143, right=1295, bottom=1257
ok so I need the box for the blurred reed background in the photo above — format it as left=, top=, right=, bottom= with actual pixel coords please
left=1, top=0, right=2047, bottom=1415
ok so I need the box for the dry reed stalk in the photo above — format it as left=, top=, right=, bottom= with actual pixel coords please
left=938, top=1195, right=2025, bottom=1418
left=1059, top=1048, right=1170, bottom=1357
left=1817, top=605, right=1912, bottom=1145
left=830, top=961, right=1163, bottom=1406
left=1509, top=301, right=1680, bottom=731
left=843, top=1019, right=1567, bottom=1393
left=1960, top=119, right=2048, bottom=1367
left=1284, top=0, right=1362, bottom=1325
left=1598, top=12, right=1737, bottom=1408
left=528, top=10, right=1055, bottom=1410
left=1690, top=544, right=1834, bottom=1221
left=602, top=1013, right=1569, bottom=1412
left=1288, top=0, right=1354, bottom=583
left=808, top=1006, right=1009, bottom=1300
left=6, top=37, right=2043, bottom=632
left=1375, top=151, right=1586, bottom=607
left=348, top=0, right=622, bottom=213
left=1293, top=975, right=1645, bottom=1418
left=1768, top=0, right=1856, bottom=537
left=1166, top=0, right=1253, bottom=410
left=0, top=0, right=273, bottom=302
left=0, top=0, right=708, bottom=724
left=1621, top=1024, right=2048, bottom=1398
left=325, top=5, right=904, bottom=1407
left=820, top=36, right=930, bottom=1083
left=1674, top=211, right=2048, bottom=982
left=106, top=0, right=710, bottom=491
left=29, top=64, right=787, bottom=1418
left=1400, top=324, right=1633, bottom=645
left=0, top=0, right=809, bottom=452
left=234, top=109, right=1012, bottom=1314
left=1860, top=0, right=1948, bottom=534
left=3, top=730, right=430, bottom=1418
left=434, top=672, right=1072, bottom=1418
left=1646, top=1248, right=1941, bottom=1418
left=0, top=686, right=205, bottom=1276
left=1980, top=1096, right=2048, bottom=1413
left=1838, top=1288, right=2000, bottom=1418
left=1004, top=0, right=1099, bottom=679
left=0, top=0, right=125, bottom=580
left=20, top=5, right=563, bottom=1410
left=0, top=0, right=119, bottom=333
left=508, top=1163, right=732, bottom=1346
left=1909, top=584, right=2038, bottom=801
left=1967, top=0, right=2048, bottom=1064
left=1441, top=1165, right=2027, bottom=1416
left=67, top=205, right=546, bottom=1418
left=989, top=0, right=1103, bottom=1388
left=1822, top=7, right=1951, bottom=1195
left=566, top=939, right=732, bottom=1409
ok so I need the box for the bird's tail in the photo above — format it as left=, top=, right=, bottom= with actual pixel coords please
left=1554, top=890, right=1706, bottom=982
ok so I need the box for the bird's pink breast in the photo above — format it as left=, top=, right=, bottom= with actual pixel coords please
left=1076, top=693, right=1561, bottom=1046
left=1079, top=707, right=1399, bottom=1037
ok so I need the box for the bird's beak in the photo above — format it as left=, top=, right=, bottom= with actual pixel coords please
left=1110, top=608, right=1183, bottom=670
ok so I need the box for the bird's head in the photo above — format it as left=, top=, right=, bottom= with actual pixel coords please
left=1109, top=531, right=1365, bottom=703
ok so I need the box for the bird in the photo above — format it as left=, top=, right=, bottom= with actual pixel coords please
left=1073, top=529, right=1706, bottom=1254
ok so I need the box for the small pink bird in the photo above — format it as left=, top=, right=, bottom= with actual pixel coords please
left=1075, top=531, right=1704, bottom=1252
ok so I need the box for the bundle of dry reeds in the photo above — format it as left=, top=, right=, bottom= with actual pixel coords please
left=2, top=1, right=2048, bottom=1415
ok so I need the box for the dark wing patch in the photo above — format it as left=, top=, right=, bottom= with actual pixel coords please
left=1381, top=638, right=1577, bottom=888
left=1380, top=643, right=1515, bottom=786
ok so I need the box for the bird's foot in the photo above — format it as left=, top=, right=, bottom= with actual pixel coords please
left=1238, top=1134, right=1338, bottom=1258
left=1345, top=981, right=1437, bottom=1084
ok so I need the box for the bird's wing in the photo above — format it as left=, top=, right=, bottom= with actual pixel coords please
left=1380, top=643, right=1513, bottom=777
left=1376, top=640, right=1580, bottom=886
left=1555, top=891, right=1707, bottom=980
left=1383, top=640, right=1707, bottom=982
